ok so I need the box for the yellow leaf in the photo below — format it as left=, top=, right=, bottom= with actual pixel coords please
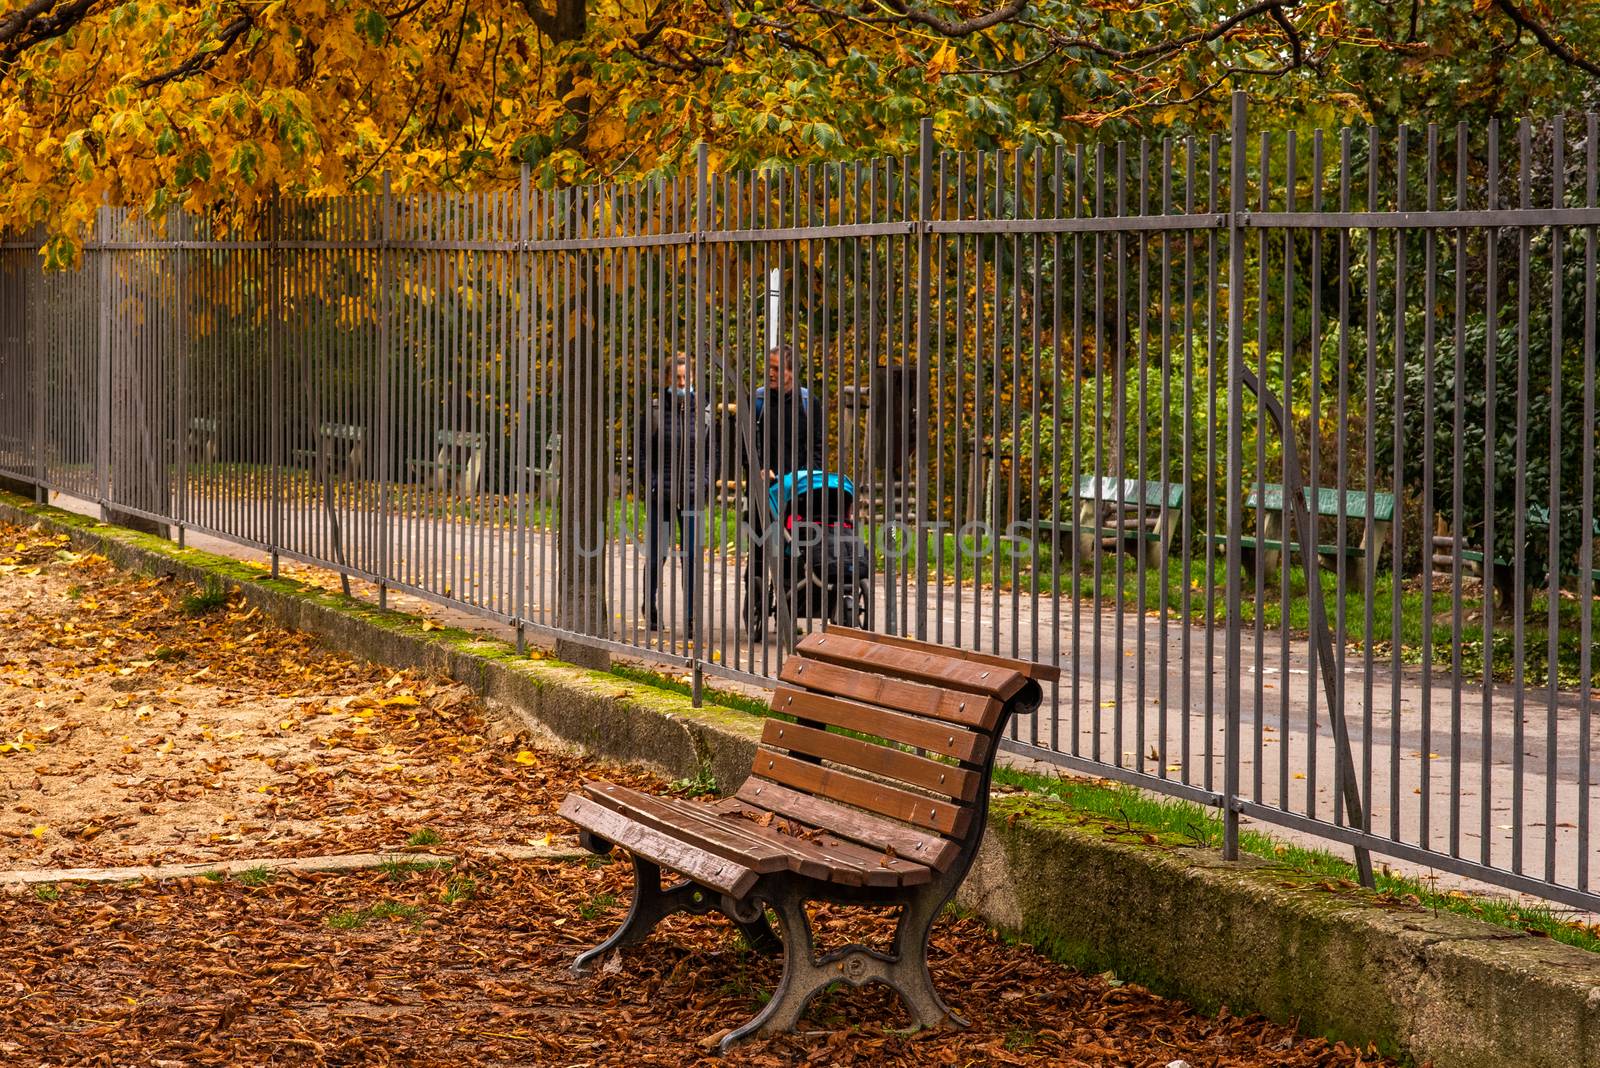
left=514, top=750, right=538, bottom=765
left=30, top=825, right=48, bottom=838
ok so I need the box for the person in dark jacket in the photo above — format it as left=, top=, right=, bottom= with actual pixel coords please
left=745, top=344, right=824, bottom=640
left=751, top=344, right=824, bottom=482
left=637, top=354, right=712, bottom=632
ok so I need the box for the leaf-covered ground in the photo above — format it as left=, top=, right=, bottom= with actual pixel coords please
left=0, top=520, right=1393, bottom=1066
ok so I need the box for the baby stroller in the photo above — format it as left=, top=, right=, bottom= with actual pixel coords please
left=744, top=470, right=873, bottom=641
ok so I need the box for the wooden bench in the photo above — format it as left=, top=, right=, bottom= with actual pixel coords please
left=408, top=429, right=484, bottom=495
left=290, top=422, right=365, bottom=479
left=1038, top=475, right=1185, bottom=570
left=559, top=626, right=1056, bottom=1051
left=1216, top=483, right=1395, bottom=591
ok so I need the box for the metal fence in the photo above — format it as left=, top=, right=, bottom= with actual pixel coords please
left=2, top=94, right=1596, bottom=912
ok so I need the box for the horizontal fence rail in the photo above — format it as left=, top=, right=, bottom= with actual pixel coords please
left=1, top=95, right=1596, bottom=913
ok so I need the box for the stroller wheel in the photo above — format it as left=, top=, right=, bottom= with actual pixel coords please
left=743, top=576, right=767, bottom=642
left=833, top=586, right=872, bottom=630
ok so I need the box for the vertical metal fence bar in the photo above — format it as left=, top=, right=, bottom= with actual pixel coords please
left=1307, top=129, right=1324, bottom=818
left=1133, top=137, right=1149, bottom=775
left=1420, top=123, right=1438, bottom=850
left=1580, top=110, right=1593, bottom=895
left=1113, top=138, right=1127, bottom=769
left=1180, top=137, right=1195, bottom=788
left=935, top=147, right=949, bottom=649
left=1362, top=126, right=1379, bottom=840
left=1512, top=117, right=1532, bottom=875
left=1279, top=130, right=1295, bottom=813
left=1157, top=137, right=1172, bottom=780
left=1254, top=128, right=1269, bottom=807
left=1481, top=119, right=1501, bottom=868
left=1582, top=112, right=1598, bottom=894
left=1205, top=134, right=1219, bottom=794
left=1390, top=124, right=1409, bottom=844
left=1223, top=91, right=1247, bottom=859
left=1070, top=143, right=1084, bottom=760
left=95, top=207, right=111, bottom=509
left=1048, top=142, right=1063, bottom=751
left=1450, top=124, right=1468, bottom=859
left=1544, top=117, right=1565, bottom=884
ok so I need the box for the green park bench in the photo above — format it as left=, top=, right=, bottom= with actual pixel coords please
left=291, top=422, right=366, bottom=479
left=529, top=430, right=560, bottom=494
left=1433, top=505, right=1600, bottom=606
left=1217, top=483, right=1395, bottom=592
left=185, top=417, right=219, bottom=465
left=1037, top=475, right=1185, bottom=570
left=408, top=428, right=485, bottom=495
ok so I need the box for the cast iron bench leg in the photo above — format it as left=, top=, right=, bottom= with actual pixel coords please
left=573, top=854, right=782, bottom=975
left=720, top=890, right=961, bottom=1053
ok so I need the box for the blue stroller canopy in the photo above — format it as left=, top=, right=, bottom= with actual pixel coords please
left=767, top=470, right=855, bottom=519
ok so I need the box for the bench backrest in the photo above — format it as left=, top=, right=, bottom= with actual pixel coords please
left=1250, top=483, right=1396, bottom=523
left=318, top=422, right=364, bottom=442
left=435, top=429, right=485, bottom=449
left=1523, top=502, right=1600, bottom=536
left=744, top=627, right=1055, bottom=873
left=1075, top=475, right=1183, bottom=510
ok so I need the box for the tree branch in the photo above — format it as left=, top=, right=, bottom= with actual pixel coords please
left=1039, top=0, right=1301, bottom=64
left=874, top=0, right=1029, bottom=37
left=1493, top=0, right=1600, bottom=82
left=0, top=0, right=98, bottom=70
left=134, top=13, right=253, bottom=89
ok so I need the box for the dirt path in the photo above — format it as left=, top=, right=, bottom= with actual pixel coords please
left=0, top=522, right=618, bottom=869
left=0, top=519, right=1390, bottom=1066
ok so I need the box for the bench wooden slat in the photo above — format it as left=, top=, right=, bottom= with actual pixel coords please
left=558, top=794, right=759, bottom=897
left=771, top=686, right=990, bottom=764
left=583, top=780, right=937, bottom=888
left=778, top=657, right=1000, bottom=730
left=733, top=779, right=960, bottom=871
left=795, top=631, right=1028, bottom=702
left=1249, top=483, right=1397, bottom=523
left=750, top=752, right=969, bottom=837
left=761, top=719, right=978, bottom=802
left=580, top=782, right=797, bottom=874
left=822, top=626, right=1061, bottom=684
left=1075, top=475, right=1184, bottom=510
left=710, top=798, right=933, bottom=888
left=1229, top=536, right=1372, bottom=558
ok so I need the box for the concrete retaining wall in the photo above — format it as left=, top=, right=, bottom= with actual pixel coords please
left=4, top=491, right=1596, bottom=1067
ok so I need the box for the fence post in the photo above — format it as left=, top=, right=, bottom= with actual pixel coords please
left=29, top=242, right=44, bottom=501
left=174, top=211, right=188, bottom=547
left=377, top=171, right=394, bottom=611
left=95, top=207, right=112, bottom=507
left=1223, top=91, right=1247, bottom=862
left=692, top=142, right=710, bottom=693
left=514, top=163, right=531, bottom=654
left=913, top=117, right=934, bottom=642
left=268, top=193, right=282, bottom=578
